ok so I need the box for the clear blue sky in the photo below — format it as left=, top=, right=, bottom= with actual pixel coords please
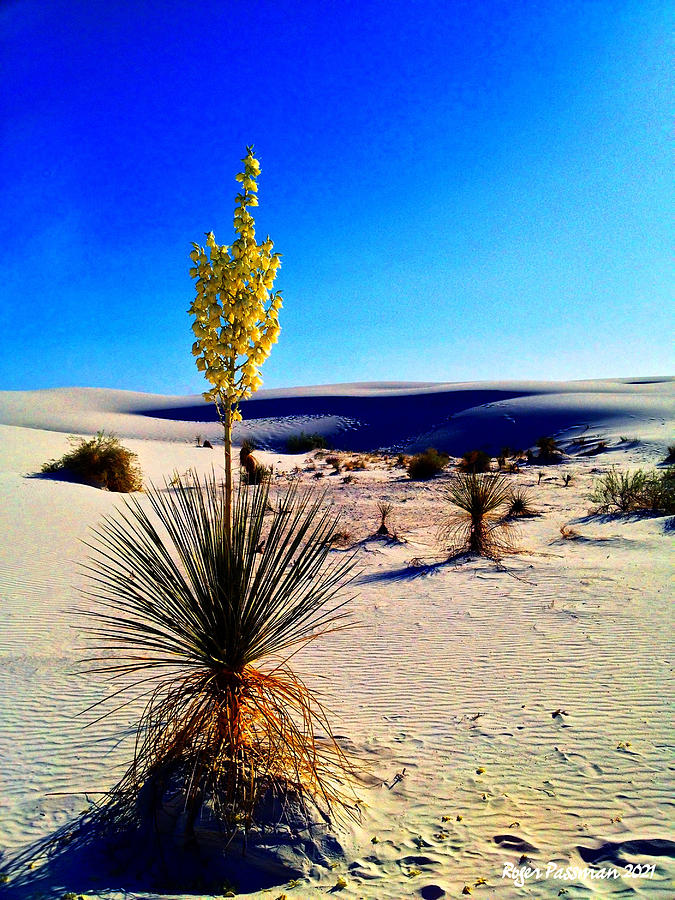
left=0, top=0, right=672, bottom=394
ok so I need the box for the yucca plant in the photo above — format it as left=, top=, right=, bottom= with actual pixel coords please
left=78, top=471, right=358, bottom=848
left=440, top=472, right=515, bottom=557
left=504, top=486, right=538, bottom=519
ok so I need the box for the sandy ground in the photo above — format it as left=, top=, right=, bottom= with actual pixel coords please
left=0, top=379, right=673, bottom=898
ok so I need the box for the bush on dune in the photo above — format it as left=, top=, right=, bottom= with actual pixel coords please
left=286, top=432, right=328, bottom=453
left=591, top=467, right=675, bottom=515
left=41, top=431, right=142, bottom=492
left=407, top=447, right=449, bottom=480
left=457, top=449, right=491, bottom=473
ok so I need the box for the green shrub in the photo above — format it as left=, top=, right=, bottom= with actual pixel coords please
left=590, top=467, right=675, bottom=515
left=505, top=487, right=538, bottom=518
left=407, top=447, right=449, bottom=480
left=457, top=449, right=491, bottom=473
left=286, top=432, right=327, bottom=453
left=440, top=472, right=515, bottom=557
left=665, top=444, right=675, bottom=463
left=41, top=431, right=142, bottom=492
left=536, top=436, right=562, bottom=462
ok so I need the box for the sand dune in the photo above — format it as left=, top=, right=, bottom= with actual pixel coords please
left=0, top=380, right=673, bottom=898
left=1, top=377, right=672, bottom=453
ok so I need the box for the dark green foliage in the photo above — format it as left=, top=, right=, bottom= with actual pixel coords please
left=591, top=467, right=675, bottom=515
left=536, top=436, right=562, bottom=462
left=505, top=487, right=538, bottom=518
left=407, top=447, right=449, bottom=480
left=41, top=431, right=142, bottom=492
left=665, top=444, right=675, bottom=463
left=286, top=432, right=327, bottom=453
left=457, top=449, right=491, bottom=473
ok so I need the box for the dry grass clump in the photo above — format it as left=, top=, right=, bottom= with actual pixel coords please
left=440, top=473, right=516, bottom=557
left=591, top=467, right=675, bottom=515
left=78, top=473, right=359, bottom=848
left=407, top=447, right=449, bottom=481
left=457, top=449, right=491, bottom=473
left=343, top=456, right=369, bottom=471
left=41, top=431, right=142, bottom=492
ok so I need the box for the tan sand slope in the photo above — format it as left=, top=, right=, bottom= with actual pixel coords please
left=0, top=380, right=673, bottom=898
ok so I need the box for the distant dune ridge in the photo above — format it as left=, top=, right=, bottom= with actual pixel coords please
left=0, top=377, right=672, bottom=452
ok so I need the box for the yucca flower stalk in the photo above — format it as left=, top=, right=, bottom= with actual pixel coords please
left=79, top=471, right=358, bottom=842
left=188, top=146, right=282, bottom=534
left=440, top=472, right=516, bottom=558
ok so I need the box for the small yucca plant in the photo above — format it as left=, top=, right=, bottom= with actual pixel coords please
left=440, top=473, right=515, bottom=557
left=79, top=472, right=359, bottom=846
left=504, top=487, right=538, bottom=519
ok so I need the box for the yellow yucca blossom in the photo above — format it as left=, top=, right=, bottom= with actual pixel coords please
left=188, top=146, right=282, bottom=530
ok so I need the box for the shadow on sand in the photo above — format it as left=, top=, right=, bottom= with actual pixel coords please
left=0, top=812, right=306, bottom=898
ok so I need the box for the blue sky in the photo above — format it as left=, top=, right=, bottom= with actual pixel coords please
left=0, top=0, right=671, bottom=393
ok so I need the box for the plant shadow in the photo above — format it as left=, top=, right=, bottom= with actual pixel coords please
left=1, top=813, right=305, bottom=898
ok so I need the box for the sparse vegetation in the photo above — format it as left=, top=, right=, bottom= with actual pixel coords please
left=561, top=473, right=573, bottom=487
left=536, top=436, right=562, bottom=463
left=325, top=455, right=341, bottom=472
left=407, top=448, right=449, bottom=481
left=343, top=456, right=368, bottom=471
left=591, top=467, right=675, bottom=515
left=41, top=431, right=142, bottom=492
left=376, top=501, right=394, bottom=536
left=440, top=473, right=515, bottom=557
left=457, top=449, right=491, bottom=473
left=505, top=487, right=538, bottom=519
left=286, top=432, right=328, bottom=453
left=665, top=445, right=675, bottom=463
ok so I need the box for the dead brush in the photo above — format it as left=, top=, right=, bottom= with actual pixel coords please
left=439, top=473, right=517, bottom=558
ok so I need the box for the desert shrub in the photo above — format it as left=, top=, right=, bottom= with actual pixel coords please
left=78, top=473, right=358, bottom=850
left=41, top=431, right=142, bottom=492
left=286, top=432, right=327, bottom=453
left=457, top=449, right=491, bottom=473
left=505, top=487, right=538, bottom=518
left=440, top=473, right=515, bottom=557
left=242, top=463, right=272, bottom=485
left=375, top=501, right=394, bottom=536
left=591, top=467, right=675, bottom=515
left=536, top=436, right=562, bottom=463
left=665, top=445, right=675, bottom=463
left=407, top=447, right=449, bottom=480
left=325, top=455, right=341, bottom=472
left=343, top=456, right=368, bottom=471
left=561, top=473, right=573, bottom=486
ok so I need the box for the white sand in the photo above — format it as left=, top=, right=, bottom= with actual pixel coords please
left=0, top=378, right=673, bottom=898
